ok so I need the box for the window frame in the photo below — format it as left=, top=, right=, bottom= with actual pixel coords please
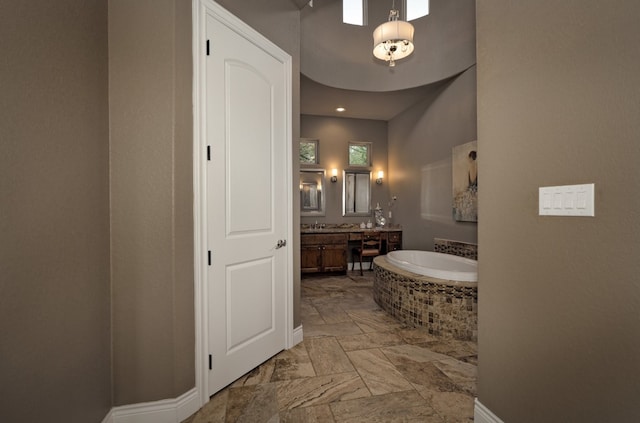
left=299, top=138, right=319, bottom=166
left=348, top=141, right=372, bottom=167
left=343, top=0, right=367, bottom=26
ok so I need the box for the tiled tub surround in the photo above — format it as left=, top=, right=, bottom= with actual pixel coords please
left=373, top=256, right=477, bottom=341
left=434, top=238, right=478, bottom=260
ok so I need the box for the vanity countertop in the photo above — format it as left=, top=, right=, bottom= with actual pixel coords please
left=300, top=224, right=402, bottom=234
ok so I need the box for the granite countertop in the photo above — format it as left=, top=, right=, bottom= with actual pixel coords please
left=300, top=224, right=402, bottom=234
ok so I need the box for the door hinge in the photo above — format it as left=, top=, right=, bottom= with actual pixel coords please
left=206, top=39, right=210, bottom=56
left=208, top=354, right=212, bottom=370
left=207, top=145, right=211, bottom=161
left=208, top=250, right=211, bottom=266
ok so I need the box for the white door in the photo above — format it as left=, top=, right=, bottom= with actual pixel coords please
left=205, top=11, right=290, bottom=396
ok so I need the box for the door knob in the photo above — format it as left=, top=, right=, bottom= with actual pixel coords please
left=276, top=239, right=287, bottom=249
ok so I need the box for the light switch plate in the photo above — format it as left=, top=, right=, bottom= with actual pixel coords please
left=539, top=183, right=594, bottom=216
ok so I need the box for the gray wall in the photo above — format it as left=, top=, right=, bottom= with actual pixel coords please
left=477, top=2, right=640, bottom=422
left=0, top=0, right=112, bottom=421
left=388, top=67, right=478, bottom=251
left=300, top=115, right=390, bottom=225
left=109, top=0, right=194, bottom=405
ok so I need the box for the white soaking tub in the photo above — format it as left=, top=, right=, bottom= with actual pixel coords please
left=386, top=250, right=477, bottom=283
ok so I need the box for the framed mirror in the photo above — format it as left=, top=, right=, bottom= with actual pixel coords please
left=343, top=170, right=371, bottom=216
left=300, top=169, right=326, bottom=216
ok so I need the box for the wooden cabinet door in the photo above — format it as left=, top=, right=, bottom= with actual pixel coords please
left=321, top=244, right=347, bottom=272
left=301, top=245, right=322, bottom=273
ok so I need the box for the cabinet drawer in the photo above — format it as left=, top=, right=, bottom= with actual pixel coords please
left=301, top=233, right=347, bottom=245
left=387, top=232, right=402, bottom=243
left=348, top=232, right=363, bottom=241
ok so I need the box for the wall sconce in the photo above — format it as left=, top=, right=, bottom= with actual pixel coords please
left=330, top=168, right=338, bottom=183
left=376, top=170, right=384, bottom=185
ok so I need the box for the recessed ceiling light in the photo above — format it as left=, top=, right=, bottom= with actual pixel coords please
left=336, top=107, right=346, bottom=112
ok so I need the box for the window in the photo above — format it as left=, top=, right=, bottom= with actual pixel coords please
left=300, top=138, right=319, bottom=165
left=348, top=141, right=372, bottom=167
left=343, top=0, right=367, bottom=26
left=405, top=0, right=429, bottom=21
left=343, top=0, right=427, bottom=25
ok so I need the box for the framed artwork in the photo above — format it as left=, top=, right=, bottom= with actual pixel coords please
left=452, top=140, right=477, bottom=222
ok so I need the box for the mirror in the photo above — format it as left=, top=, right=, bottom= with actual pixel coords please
left=300, top=169, right=326, bottom=216
left=343, top=170, right=371, bottom=216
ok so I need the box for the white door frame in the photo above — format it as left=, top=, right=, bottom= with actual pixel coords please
left=192, top=0, right=294, bottom=407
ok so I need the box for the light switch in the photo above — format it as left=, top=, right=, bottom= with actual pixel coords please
left=539, top=183, right=594, bottom=216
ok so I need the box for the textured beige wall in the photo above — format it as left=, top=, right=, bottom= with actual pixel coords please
left=0, top=0, right=112, bottom=421
left=109, top=0, right=194, bottom=405
left=477, top=2, right=640, bottom=421
left=388, top=67, right=478, bottom=251
left=300, top=115, right=390, bottom=225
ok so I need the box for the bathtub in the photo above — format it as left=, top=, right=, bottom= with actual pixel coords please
left=373, top=252, right=478, bottom=341
left=386, top=250, right=477, bottom=283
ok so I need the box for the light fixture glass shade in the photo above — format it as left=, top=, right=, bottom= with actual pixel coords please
left=372, top=19, right=414, bottom=64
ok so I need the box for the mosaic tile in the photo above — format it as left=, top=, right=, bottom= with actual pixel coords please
left=434, top=238, right=478, bottom=260
left=373, top=258, right=477, bottom=341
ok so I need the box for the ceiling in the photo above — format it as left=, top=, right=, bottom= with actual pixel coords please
left=298, top=0, right=435, bottom=121
left=301, top=74, right=450, bottom=121
left=297, top=0, right=475, bottom=121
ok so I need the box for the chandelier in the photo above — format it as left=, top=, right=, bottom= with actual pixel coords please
left=372, top=2, right=415, bottom=67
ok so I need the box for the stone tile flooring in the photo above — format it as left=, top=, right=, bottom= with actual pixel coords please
left=183, top=271, right=477, bottom=422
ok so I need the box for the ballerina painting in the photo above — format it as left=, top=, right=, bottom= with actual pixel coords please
left=452, top=140, right=478, bottom=222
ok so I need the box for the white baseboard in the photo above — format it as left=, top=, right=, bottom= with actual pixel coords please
left=102, top=388, right=200, bottom=423
left=292, top=324, right=303, bottom=346
left=474, top=398, right=505, bottom=423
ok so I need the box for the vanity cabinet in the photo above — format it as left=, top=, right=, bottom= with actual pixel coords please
left=386, top=231, right=402, bottom=252
left=301, top=233, right=348, bottom=273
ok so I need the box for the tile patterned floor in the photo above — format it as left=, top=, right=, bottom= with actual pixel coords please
left=183, top=271, right=477, bottom=422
